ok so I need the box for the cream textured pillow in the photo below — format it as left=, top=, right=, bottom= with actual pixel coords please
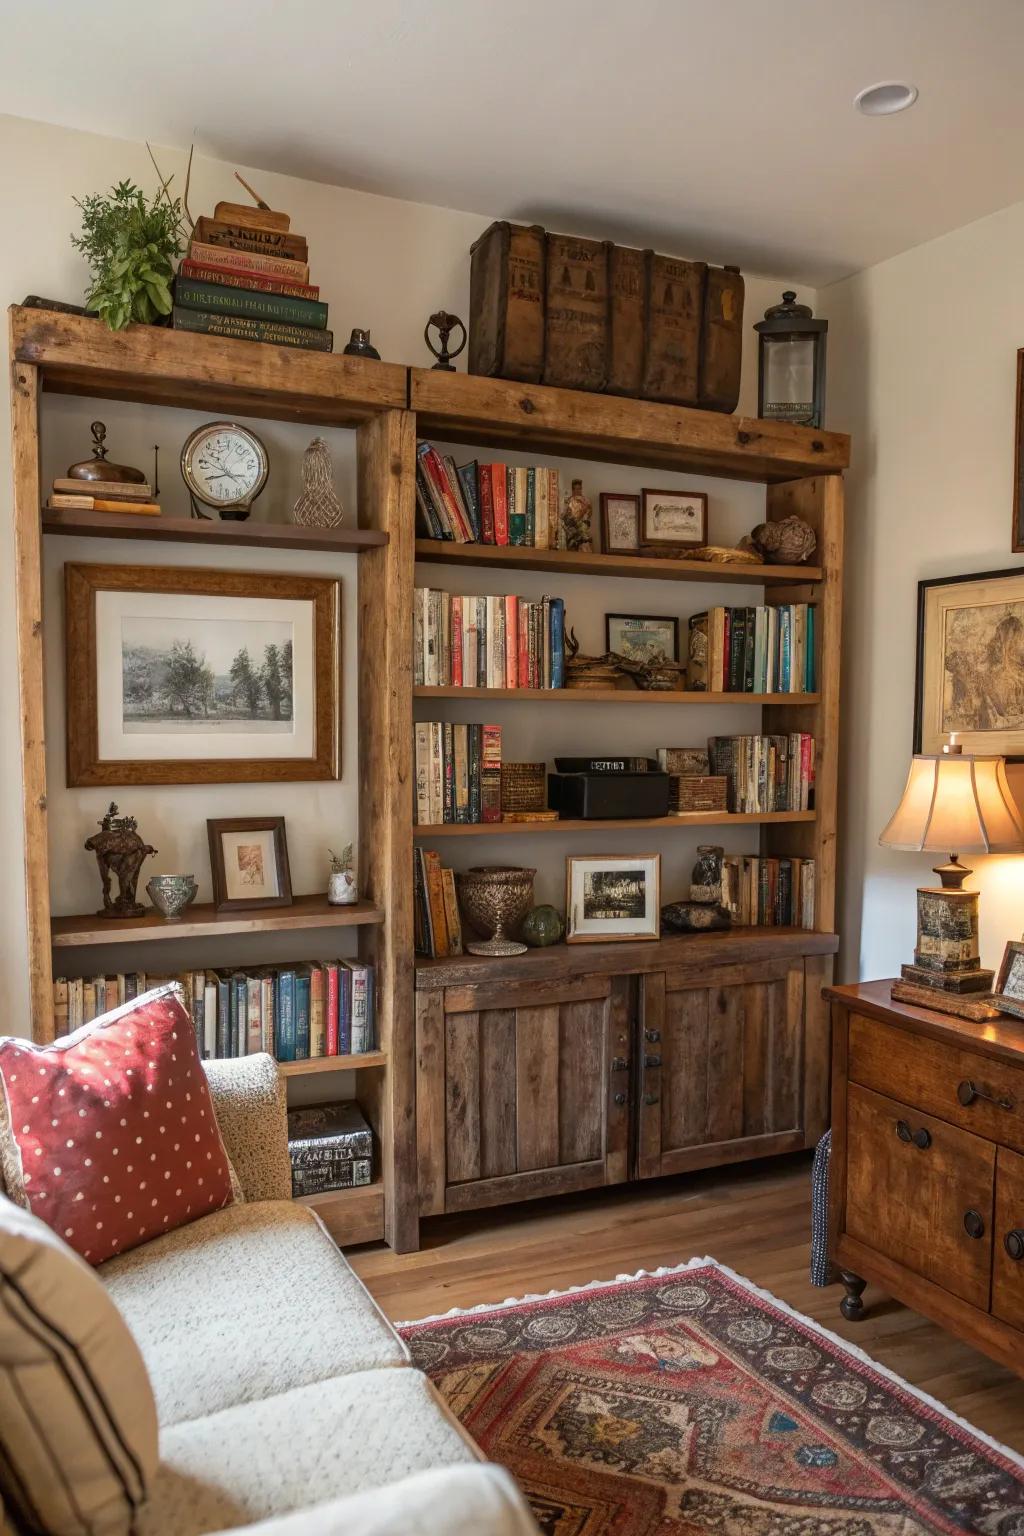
left=0, top=1193, right=158, bottom=1534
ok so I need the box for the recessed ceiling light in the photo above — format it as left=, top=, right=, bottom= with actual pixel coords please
left=854, top=81, right=919, bottom=116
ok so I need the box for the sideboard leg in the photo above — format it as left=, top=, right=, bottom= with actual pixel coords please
left=839, top=1269, right=867, bottom=1321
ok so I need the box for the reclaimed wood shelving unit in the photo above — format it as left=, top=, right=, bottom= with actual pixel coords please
left=10, top=307, right=849, bottom=1253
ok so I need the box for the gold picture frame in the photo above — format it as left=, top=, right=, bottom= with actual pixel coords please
left=915, top=568, right=1024, bottom=757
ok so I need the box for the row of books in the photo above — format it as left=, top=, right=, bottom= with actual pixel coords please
left=172, top=200, right=332, bottom=353
left=52, top=961, right=375, bottom=1062
left=721, top=855, right=816, bottom=930
left=414, top=849, right=463, bottom=959
left=287, top=1102, right=373, bottom=1198
left=688, top=605, right=817, bottom=694
left=47, top=475, right=160, bottom=517
left=708, top=734, right=815, bottom=814
left=415, top=589, right=566, bottom=689
left=416, top=441, right=562, bottom=547
left=415, top=721, right=502, bottom=825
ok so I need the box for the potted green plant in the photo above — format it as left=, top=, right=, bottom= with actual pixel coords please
left=71, top=175, right=185, bottom=331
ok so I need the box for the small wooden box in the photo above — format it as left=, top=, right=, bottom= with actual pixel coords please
left=605, top=242, right=646, bottom=397
left=698, top=265, right=745, bottom=413
left=669, top=775, right=728, bottom=813
left=500, top=762, right=547, bottom=814
left=469, top=221, right=546, bottom=383
left=543, top=233, right=608, bottom=392
left=642, top=252, right=706, bottom=405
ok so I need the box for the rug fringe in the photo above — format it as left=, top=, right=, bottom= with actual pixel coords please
left=399, top=1254, right=1024, bottom=1473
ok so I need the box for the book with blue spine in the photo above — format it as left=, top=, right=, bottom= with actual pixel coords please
left=338, top=963, right=352, bottom=1055
left=456, top=462, right=481, bottom=540
left=549, top=598, right=566, bottom=688
left=294, top=968, right=312, bottom=1059
left=231, top=974, right=247, bottom=1058
left=276, top=969, right=296, bottom=1062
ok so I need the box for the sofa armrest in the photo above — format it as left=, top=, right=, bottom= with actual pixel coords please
left=203, top=1054, right=292, bottom=1203
left=214, top=1465, right=538, bottom=1536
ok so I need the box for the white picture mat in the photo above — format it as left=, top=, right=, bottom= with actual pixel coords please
left=219, top=828, right=282, bottom=901
left=569, top=855, right=659, bottom=936
left=95, top=589, right=316, bottom=761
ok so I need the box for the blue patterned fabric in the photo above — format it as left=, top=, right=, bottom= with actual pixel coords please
left=810, top=1129, right=832, bottom=1286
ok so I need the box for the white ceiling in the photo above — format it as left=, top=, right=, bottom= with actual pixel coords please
left=4, top=0, right=1024, bottom=285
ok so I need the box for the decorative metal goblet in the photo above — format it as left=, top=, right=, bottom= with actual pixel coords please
left=456, top=865, right=536, bottom=957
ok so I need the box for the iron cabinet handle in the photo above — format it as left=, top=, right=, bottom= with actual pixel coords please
left=1005, top=1230, right=1024, bottom=1261
left=644, top=1093, right=659, bottom=1106
left=613, top=1092, right=627, bottom=1107
left=644, top=1053, right=662, bottom=1069
left=895, top=1120, right=931, bottom=1149
left=645, top=1029, right=661, bottom=1043
left=610, top=1057, right=628, bottom=1073
left=957, top=1079, right=1015, bottom=1112
left=963, top=1209, right=985, bottom=1240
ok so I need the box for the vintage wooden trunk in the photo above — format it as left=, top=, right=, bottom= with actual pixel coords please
left=641, top=253, right=707, bottom=406
left=699, top=265, right=745, bottom=412
left=468, top=221, right=546, bottom=383
left=543, top=233, right=608, bottom=392
left=605, top=243, right=646, bottom=397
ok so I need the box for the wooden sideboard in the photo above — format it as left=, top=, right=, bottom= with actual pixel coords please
left=827, top=979, right=1024, bottom=1375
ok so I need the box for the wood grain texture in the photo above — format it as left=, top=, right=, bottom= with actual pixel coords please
left=415, top=812, right=817, bottom=838
left=637, top=972, right=666, bottom=1179
left=279, top=1052, right=386, bottom=1077
left=9, top=351, right=52, bottom=1040
left=480, top=1009, right=518, bottom=1180
left=444, top=1159, right=608, bottom=1213
left=558, top=998, right=605, bottom=1165
left=827, top=980, right=1024, bottom=1072
left=443, top=975, right=610, bottom=1015
left=415, top=686, right=820, bottom=706
left=803, top=953, right=833, bottom=1142
left=43, top=507, right=388, bottom=553
left=415, top=991, right=445, bottom=1217
left=410, top=368, right=850, bottom=482
left=515, top=1005, right=561, bottom=1172
left=415, top=539, right=822, bottom=587
left=51, top=894, right=384, bottom=948
left=604, top=976, right=633, bottom=1186
left=993, top=1146, right=1024, bottom=1331
left=10, top=305, right=407, bottom=427
left=445, top=1012, right=482, bottom=1184
left=295, top=1181, right=384, bottom=1247
left=663, top=986, right=709, bottom=1151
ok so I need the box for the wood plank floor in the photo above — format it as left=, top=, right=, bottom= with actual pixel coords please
left=350, top=1153, right=1024, bottom=1454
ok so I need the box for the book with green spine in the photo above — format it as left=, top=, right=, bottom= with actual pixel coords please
left=171, top=306, right=333, bottom=352
left=174, top=277, right=328, bottom=329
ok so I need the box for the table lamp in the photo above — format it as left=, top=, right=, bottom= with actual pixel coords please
left=879, top=739, right=1024, bottom=994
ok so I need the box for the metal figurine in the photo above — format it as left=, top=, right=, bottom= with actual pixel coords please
left=85, top=803, right=157, bottom=920
left=342, top=328, right=381, bottom=360
left=425, top=310, right=467, bottom=371
left=66, top=421, right=147, bottom=485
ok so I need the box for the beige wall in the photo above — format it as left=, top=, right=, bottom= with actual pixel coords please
left=0, top=111, right=807, bottom=1036
left=825, top=197, right=1024, bottom=983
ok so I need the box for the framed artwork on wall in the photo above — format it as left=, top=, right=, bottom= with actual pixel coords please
left=64, top=564, right=340, bottom=785
left=565, top=853, right=661, bottom=943
left=640, top=488, right=707, bottom=550
left=207, top=817, right=292, bottom=912
left=915, top=567, right=1024, bottom=756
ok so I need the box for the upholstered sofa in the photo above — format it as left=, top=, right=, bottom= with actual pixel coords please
left=2, top=1052, right=536, bottom=1536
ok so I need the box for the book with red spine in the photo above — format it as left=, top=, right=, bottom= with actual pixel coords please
left=517, top=601, right=530, bottom=688
left=491, top=464, right=509, bottom=545
left=504, top=595, right=519, bottom=688
left=425, top=447, right=473, bottom=541
left=481, top=725, right=502, bottom=822
left=801, top=733, right=814, bottom=811
left=478, top=464, right=496, bottom=544
left=178, top=257, right=320, bottom=301
left=324, top=961, right=340, bottom=1055
left=451, top=597, right=464, bottom=687
left=187, top=239, right=310, bottom=283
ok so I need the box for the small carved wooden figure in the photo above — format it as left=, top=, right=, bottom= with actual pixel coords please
left=85, top=803, right=157, bottom=919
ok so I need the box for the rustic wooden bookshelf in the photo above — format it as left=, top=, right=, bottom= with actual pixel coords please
left=50, top=896, right=385, bottom=948
left=9, top=308, right=848, bottom=1254
left=414, top=686, right=820, bottom=706
left=413, top=811, right=817, bottom=839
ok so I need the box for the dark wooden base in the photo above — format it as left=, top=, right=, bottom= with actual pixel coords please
left=839, top=1268, right=867, bottom=1321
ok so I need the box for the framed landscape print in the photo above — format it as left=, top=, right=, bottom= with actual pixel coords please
left=207, top=817, right=292, bottom=912
left=599, top=493, right=641, bottom=553
left=640, top=488, right=708, bottom=550
left=64, top=564, right=339, bottom=785
left=605, top=612, right=679, bottom=663
left=565, top=854, right=661, bottom=943
left=915, top=568, right=1024, bottom=757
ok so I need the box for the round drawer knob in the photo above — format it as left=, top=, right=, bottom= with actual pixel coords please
left=1005, top=1229, right=1024, bottom=1261
left=963, top=1209, right=985, bottom=1240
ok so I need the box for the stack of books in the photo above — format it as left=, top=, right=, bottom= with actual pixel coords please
left=288, top=1102, right=373, bottom=1197
left=416, top=441, right=561, bottom=546
left=50, top=961, right=375, bottom=1062
left=708, top=734, right=815, bottom=814
left=415, top=722, right=501, bottom=826
left=721, top=855, right=816, bottom=929
left=688, top=604, right=816, bottom=693
left=415, top=588, right=566, bottom=689
left=47, top=475, right=159, bottom=516
left=414, top=849, right=463, bottom=958
left=172, top=199, right=331, bottom=353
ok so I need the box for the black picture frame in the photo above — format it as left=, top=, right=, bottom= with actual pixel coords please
left=914, top=566, right=1024, bottom=757
left=207, top=816, right=293, bottom=913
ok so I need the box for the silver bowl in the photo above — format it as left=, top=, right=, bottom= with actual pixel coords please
left=147, top=874, right=198, bottom=921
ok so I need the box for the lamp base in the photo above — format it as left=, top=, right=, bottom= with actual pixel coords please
left=900, top=961, right=995, bottom=995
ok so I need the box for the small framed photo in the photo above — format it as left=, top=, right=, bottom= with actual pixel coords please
left=566, top=854, right=661, bottom=943
left=640, top=488, right=708, bottom=550
left=994, top=940, right=1024, bottom=1018
left=207, top=817, right=292, bottom=912
left=605, top=612, right=679, bottom=663
left=600, top=493, right=641, bottom=553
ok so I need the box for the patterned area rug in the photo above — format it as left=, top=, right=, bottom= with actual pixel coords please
left=400, top=1258, right=1024, bottom=1534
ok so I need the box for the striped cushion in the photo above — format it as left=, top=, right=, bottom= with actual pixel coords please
left=0, top=1193, right=158, bottom=1534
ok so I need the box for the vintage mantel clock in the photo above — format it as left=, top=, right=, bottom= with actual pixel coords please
left=181, top=421, right=269, bottom=521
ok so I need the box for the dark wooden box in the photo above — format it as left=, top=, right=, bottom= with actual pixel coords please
left=469, top=221, right=546, bottom=382
left=642, top=252, right=706, bottom=406
left=698, top=265, right=745, bottom=413
left=548, top=771, right=670, bottom=819
left=605, top=243, right=646, bottom=397
left=543, top=233, right=608, bottom=392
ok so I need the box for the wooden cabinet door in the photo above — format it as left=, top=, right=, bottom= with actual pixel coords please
left=993, top=1146, right=1024, bottom=1329
left=416, top=973, right=632, bottom=1216
left=637, top=958, right=806, bottom=1178
left=845, top=1083, right=995, bottom=1309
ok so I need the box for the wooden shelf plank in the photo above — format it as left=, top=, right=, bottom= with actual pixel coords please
left=414, top=686, right=819, bottom=705
left=43, top=507, right=388, bottom=553
left=10, top=306, right=407, bottom=428
left=280, top=1051, right=387, bottom=1076
left=51, top=895, right=385, bottom=949
left=410, top=368, right=850, bottom=483
left=415, top=539, right=821, bottom=586
left=414, top=811, right=816, bottom=838
left=295, top=1179, right=384, bottom=1247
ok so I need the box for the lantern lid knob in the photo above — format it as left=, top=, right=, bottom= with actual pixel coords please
left=763, top=290, right=814, bottom=321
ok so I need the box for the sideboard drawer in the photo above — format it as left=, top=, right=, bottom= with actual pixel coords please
left=845, top=1083, right=995, bottom=1309
left=993, top=1146, right=1024, bottom=1331
left=849, top=1013, right=1024, bottom=1152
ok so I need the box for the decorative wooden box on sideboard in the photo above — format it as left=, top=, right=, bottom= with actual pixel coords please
left=9, top=307, right=849, bottom=1252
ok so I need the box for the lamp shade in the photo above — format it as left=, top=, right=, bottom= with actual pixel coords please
left=879, top=752, right=1024, bottom=854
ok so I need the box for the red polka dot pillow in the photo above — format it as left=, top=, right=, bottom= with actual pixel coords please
left=0, top=982, right=241, bottom=1265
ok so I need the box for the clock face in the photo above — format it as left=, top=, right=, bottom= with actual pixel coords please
left=182, top=423, right=268, bottom=508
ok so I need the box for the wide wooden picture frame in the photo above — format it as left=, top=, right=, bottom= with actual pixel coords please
left=65, top=563, right=340, bottom=785
left=1013, top=350, right=1024, bottom=553
left=914, top=567, right=1024, bottom=757
left=993, top=939, right=1024, bottom=1020
left=207, top=816, right=292, bottom=912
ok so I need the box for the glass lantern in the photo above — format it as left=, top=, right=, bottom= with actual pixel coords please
left=754, top=291, right=827, bottom=429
